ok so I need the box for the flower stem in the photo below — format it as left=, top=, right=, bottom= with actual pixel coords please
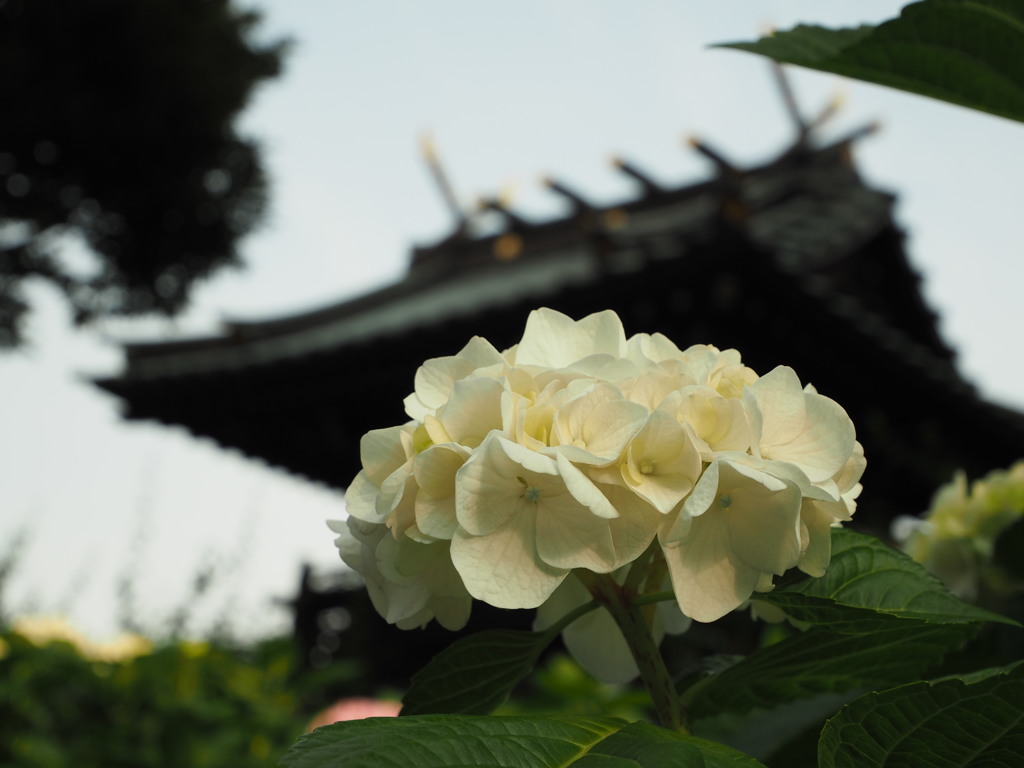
left=539, top=597, right=601, bottom=644
left=576, top=571, right=687, bottom=733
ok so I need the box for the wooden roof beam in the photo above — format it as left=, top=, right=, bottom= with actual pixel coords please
left=477, top=197, right=530, bottom=231
left=686, top=136, right=739, bottom=176
left=610, top=156, right=666, bottom=196
left=542, top=175, right=594, bottom=212
left=420, top=133, right=468, bottom=234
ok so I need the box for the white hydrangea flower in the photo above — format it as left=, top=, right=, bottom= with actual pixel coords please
left=330, top=306, right=862, bottom=639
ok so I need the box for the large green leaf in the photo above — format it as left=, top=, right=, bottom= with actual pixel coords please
left=686, top=623, right=975, bottom=759
left=578, top=721, right=768, bottom=767
left=282, top=715, right=768, bottom=768
left=819, top=663, right=1024, bottom=767
left=752, top=592, right=921, bottom=633
left=686, top=622, right=974, bottom=722
left=402, top=629, right=552, bottom=716
left=786, top=529, right=1016, bottom=626
left=719, top=0, right=1024, bottom=124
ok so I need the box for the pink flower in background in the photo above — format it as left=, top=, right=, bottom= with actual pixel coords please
left=306, top=697, right=401, bottom=732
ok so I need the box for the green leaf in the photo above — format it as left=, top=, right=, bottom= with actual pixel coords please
left=578, top=721, right=768, bottom=767
left=282, top=715, right=769, bottom=768
left=687, top=621, right=974, bottom=722
left=718, top=0, right=1024, bottom=124
left=819, top=663, right=1024, bottom=767
left=786, top=529, right=1016, bottom=626
left=752, top=592, right=917, bottom=632
left=402, top=629, right=552, bottom=716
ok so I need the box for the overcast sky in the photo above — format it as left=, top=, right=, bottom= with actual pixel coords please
left=2, top=1, right=1021, bottom=641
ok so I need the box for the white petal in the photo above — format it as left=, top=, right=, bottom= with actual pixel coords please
left=598, top=481, right=662, bottom=567
left=414, top=444, right=471, bottom=539
left=405, top=336, right=506, bottom=419
left=797, top=500, right=838, bottom=577
left=557, top=453, right=620, bottom=519
left=451, top=517, right=566, bottom=609
left=359, top=424, right=414, bottom=484
left=535, top=501, right=618, bottom=572
left=771, top=393, right=855, bottom=483
left=431, top=595, right=472, bottom=631
left=746, top=366, right=807, bottom=445
left=718, top=461, right=803, bottom=576
left=622, top=410, right=701, bottom=514
left=627, top=331, right=685, bottom=365
left=455, top=435, right=559, bottom=536
left=549, top=383, right=647, bottom=466
left=414, top=443, right=470, bottom=495
left=516, top=308, right=626, bottom=367
left=345, top=470, right=387, bottom=523
left=663, top=511, right=761, bottom=622
left=438, top=377, right=505, bottom=447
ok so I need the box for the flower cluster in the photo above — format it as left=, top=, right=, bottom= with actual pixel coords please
left=894, top=460, right=1024, bottom=600
left=330, top=308, right=863, bottom=630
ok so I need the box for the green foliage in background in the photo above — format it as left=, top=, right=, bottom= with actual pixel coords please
left=0, top=630, right=307, bottom=768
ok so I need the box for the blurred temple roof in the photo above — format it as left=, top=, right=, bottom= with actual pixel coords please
left=94, top=130, right=1024, bottom=529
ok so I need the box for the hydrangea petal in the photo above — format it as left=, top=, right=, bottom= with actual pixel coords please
left=798, top=500, right=841, bottom=577
left=549, top=383, right=647, bottom=466
left=661, top=385, right=751, bottom=456
left=535, top=502, right=618, bottom=572
left=745, top=367, right=855, bottom=483
left=455, top=435, right=561, bottom=536
left=716, top=462, right=803, bottom=576
left=745, top=366, right=807, bottom=446
left=516, top=308, right=627, bottom=367
left=437, top=376, right=505, bottom=448
left=771, top=393, right=855, bottom=483
left=359, top=424, right=414, bottom=484
left=556, top=454, right=620, bottom=520
left=345, top=470, right=387, bottom=523
left=405, top=336, right=505, bottom=419
left=598, top=482, right=662, bottom=567
left=413, top=443, right=471, bottom=540
left=621, top=410, right=701, bottom=514
left=663, top=510, right=762, bottom=622
left=451, top=514, right=566, bottom=609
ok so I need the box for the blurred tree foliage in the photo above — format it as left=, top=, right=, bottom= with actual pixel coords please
left=0, top=631, right=308, bottom=767
left=0, top=0, right=287, bottom=346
